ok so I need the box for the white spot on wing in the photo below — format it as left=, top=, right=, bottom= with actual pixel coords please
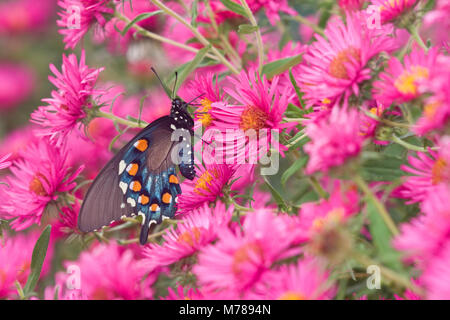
left=119, top=182, right=128, bottom=194
left=170, top=124, right=177, bottom=130
left=119, top=160, right=126, bottom=174
left=148, top=220, right=157, bottom=227
left=127, top=197, right=136, bottom=207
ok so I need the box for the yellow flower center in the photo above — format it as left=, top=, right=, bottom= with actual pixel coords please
left=239, top=106, right=268, bottom=132
left=312, top=208, right=345, bottom=232
left=394, top=66, right=429, bottom=96
left=194, top=169, right=219, bottom=196
left=232, top=242, right=264, bottom=276
left=177, top=227, right=202, bottom=246
left=432, top=158, right=447, bottom=185
left=29, top=174, right=49, bottom=196
left=197, top=98, right=213, bottom=127
left=329, top=47, right=361, bottom=80
left=278, top=291, right=307, bottom=300
left=424, top=101, right=441, bottom=119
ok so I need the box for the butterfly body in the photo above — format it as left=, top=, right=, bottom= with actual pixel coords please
left=78, top=98, right=195, bottom=244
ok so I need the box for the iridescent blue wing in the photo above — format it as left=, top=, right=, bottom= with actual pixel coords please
left=78, top=116, right=190, bottom=244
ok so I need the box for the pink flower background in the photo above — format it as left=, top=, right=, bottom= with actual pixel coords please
left=0, top=0, right=449, bottom=301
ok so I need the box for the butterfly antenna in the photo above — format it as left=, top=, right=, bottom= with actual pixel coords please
left=150, top=67, right=166, bottom=89
left=172, top=71, right=178, bottom=100
left=188, top=93, right=206, bottom=105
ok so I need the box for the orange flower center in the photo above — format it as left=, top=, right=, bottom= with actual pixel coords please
left=194, top=169, right=219, bottom=196
left=432, top=157, right=448, bottom=185
left=312, top=208, right=345, bottom=232
left=232, top=242, right=264, bottom=276
left=394, top=66, right=429, bottom=96
left=424, top=101, right=441, bottom=119
left=329, top=47, right=361, bottom=80
left=197, top=98, right=213, bottom=127
left=278, top=291, right=307, bottom=300
left=239, top=106, right=268, bottom=132
left=177, top=227, right=202, bottom=246
left=29, top=174, right=49, bottom=196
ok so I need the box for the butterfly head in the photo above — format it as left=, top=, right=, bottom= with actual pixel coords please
left=170, top=98, right=194, bottom=129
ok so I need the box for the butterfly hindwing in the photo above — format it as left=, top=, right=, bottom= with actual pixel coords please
left=78, top=116, right=181, bottom=234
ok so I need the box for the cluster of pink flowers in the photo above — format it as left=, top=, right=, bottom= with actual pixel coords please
left=0, top=0, right=449, bottom=301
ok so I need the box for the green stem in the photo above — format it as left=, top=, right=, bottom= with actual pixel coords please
left=150, top=0, right=240, bottom=74
left=391, top=134, right=438, bottom=152
left=361, top=109, right=410, bottom=129
left=308, top=176, right=328, bottom=199
left=352, top=252, right=425, bottom=296
left=96, top=110, right=147, bottom=128
left=114, top=11, right=220, bottom=62
left=407, top=24, right=428, bottom=52
left=240, top=0, right=264, bottom=74
left=354, top=175, right=399, bottom=236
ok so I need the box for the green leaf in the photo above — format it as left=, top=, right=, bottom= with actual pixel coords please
left=361, top=155, right=405, bottom=181
left=289, top=68, right=305, bottom=109
left=219, top=0, right=247, bottom=17
left=263, top=176, right=288, bottom=211
left=23, top=225, right=51, bottom=297
left=121, top=11, right=163, bottom=35
left=261, top=54, right=302, bottom=79
left=281, top=157, right=308, bottom=186
left=191, top=0, right=199, bottom=27
left=367, top=202, right=404, bottom=272
left=238, top=24, right=258, bottom=34
left=173, top=45, right=211, bottom=96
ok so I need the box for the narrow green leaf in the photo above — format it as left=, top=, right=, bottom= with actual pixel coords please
left=121, top=11, right=163, bottom=36
left=281, top=157, right=308, bottom=186
left=173, top=45, right=211, bottom=96
left=361, top=155, right=405, bottom=181
left=23, top=225, right=51, bottom=296
left=367, top=202, right=403, bottom=272
left=238, top=24, right=258, bottom=34
left=289, top=68, right=305, bottom=109
left=261, top=54, right=303, bottom=79
left=219, top=0, right=247, bottom=17
left=263, top=176, right=288, bottom=211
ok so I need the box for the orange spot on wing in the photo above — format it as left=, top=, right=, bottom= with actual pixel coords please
left=140, top=195, right=150, bottom=205
left=130, top=181, right=142, bottom=192
left=150, top=203, right=159, bottom=212
left=162, top=192, right=172, bottom=204
left=169, top=175, right=179, bottom=184
left=127, top=163, right=139, bottom=176
left=134, top=139, right=148, bottom=152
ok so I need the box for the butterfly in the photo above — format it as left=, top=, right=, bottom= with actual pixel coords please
left=78, top=74, right=196, bottom=245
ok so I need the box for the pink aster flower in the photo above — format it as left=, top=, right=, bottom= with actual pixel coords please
left=304, top=107, right=365, bottom=174
left=45, top=242, right=155, bottom=300
left=193, top=209, right=300, bottom=294
left=0, top=63, right=35, bottom=110
left=164, top=284, right=238, bottom=300
left=394, top=184, right=450, bottom=267
left=414, top=55, right=450, bottom=136
left=0, top=125, right=37, bottom=162
left=371, top=0, right=419, bottom=25
left=57, top=0, right=113, bottom=49
left=141, top=203, right=233, bottom=271
left=338, top=0, right=366, bottom=10
left=248, top=258, right=336, bottom=300
left=0, top=153, right=11, bottom=171
left=0, top=0, right=54, bottom=35
left=297, top=183, right=359, bottom=243
left=421, top=0, right=450, bottom=47
left=373, top=47, right=439, bottom=107
left=208, top=69, right=294, bottom=161
left=0, top=139, right=83, bottom=230
left=297, top=13, right=396, bottom=106
left=359, top=100, right=391, bottom=145
left=176, top=160, right=235, bottom=215
left=421, top=241, right=450, bottom=299
left=397, top=136, right=450, bottom=204
left=31, top=50, right=104, bottom=143
left=0, top=232, right=53, bottom=299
